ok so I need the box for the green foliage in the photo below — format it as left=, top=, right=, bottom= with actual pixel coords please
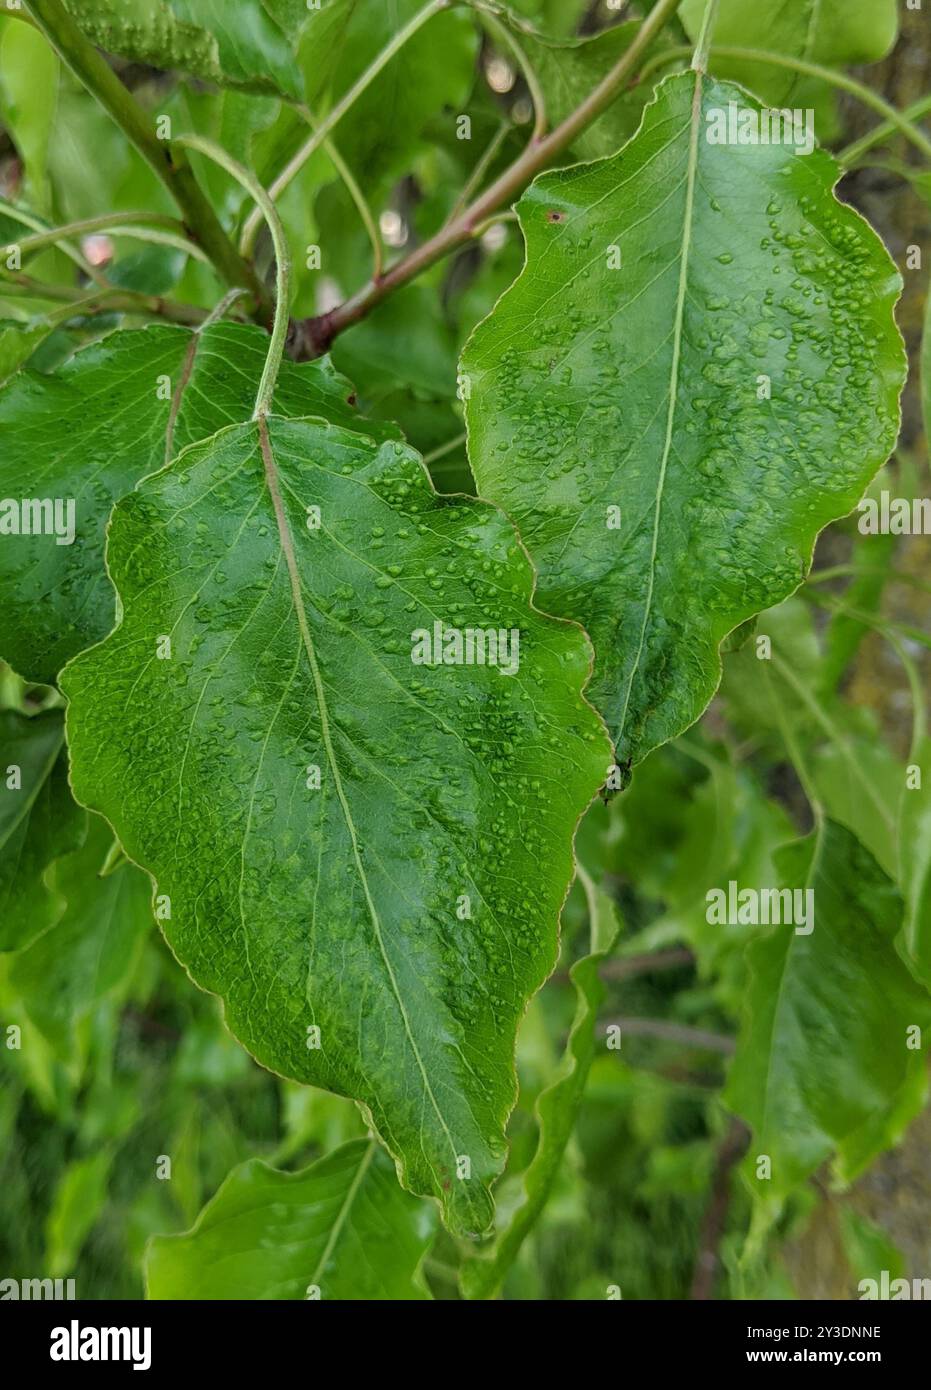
left=725, top=821, right=931, bottom=1201
left=464, top=71, right=905, bottom=768
left=62, top=0, right=307, bottom=97
left=0, top=0, right=927, bottom=1304
left=146, top=1138, right=435, bottom=1298
left=62, top=406, right=609, bottom=1234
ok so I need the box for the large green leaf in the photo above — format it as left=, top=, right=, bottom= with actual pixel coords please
left=61, top=410, right=610, bottom=1234
left=0, top=705, right=86, bottom=950
left=63, top=0, right=306, bottom=98
left=0, top=320, right=382, bottom=684
left=146, top=1138, right=434, bottom=1298
left=10, top=815, right=152, bottom=1052
left=461, top=865, right=620, bottom=1298
left=724, top=820, right=931, bottom=1201
left=464, top=72, right=905, bottom=769
left=680, top=0, right=898, bottom=109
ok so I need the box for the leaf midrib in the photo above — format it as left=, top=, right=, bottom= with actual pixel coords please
left=256, top=415, right=461, bottom=1174
left=615, top=70, right=704, bottom=754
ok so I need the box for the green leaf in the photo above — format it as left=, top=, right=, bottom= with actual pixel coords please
left=464, top=72, right=905, bottom=768
left=922, top=275, right=931, bottom=449
left=724, top=820, right=931, bottom=1202
left=0, top=319, right=55, bottom=382
left=61, top=411, right=610, bottom=1234
left=325, top=0, right=479, bottom=197
left=461, top=865, right=620, bottom=1297
left=900, top=734, right=931, bottom=986
left=45, top=1148, right=113, bottom=1277
left=0, top=320, right=382, bottom=685
left=64, top=0, right=306, bottom=98
left=680, top=0, right=898, bottom=108
left=10, top=815, right=152, bottom=1053
left=483, top=6, right=671, bottom=161
left=0, top=705, right=86, bottom=951
left=146, top=1138, right=434, bottom=1299
left=0, top=18, right=60, bottom=213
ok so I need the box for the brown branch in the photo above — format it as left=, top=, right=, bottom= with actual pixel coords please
left=690, top=1118, right=751, bottom=1300
left=600, top=1017, right=736, bottom=1055
left=291, top=0, right=683, bottom=357
left=600, top=946, right=695, bottom=981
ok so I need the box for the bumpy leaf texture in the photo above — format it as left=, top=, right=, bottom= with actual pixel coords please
left=464, top=72, right=906, bottom=770
left=0, top=321, right=384, bottom=684
left=62, top=409, right=610, bottom=1234
left=62, top=0, right=305, bottom=97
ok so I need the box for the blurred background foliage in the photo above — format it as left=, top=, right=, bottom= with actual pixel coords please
left=0, top=0, right=929, bottom=1299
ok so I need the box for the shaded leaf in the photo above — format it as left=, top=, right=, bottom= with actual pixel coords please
left=464, top=72, right=905, bottom=767
left=680, top=0, right=898, bottom=113
left=484, top=5, right=671, bottom=161
left=326, top=0, right=479, bottom=197
left=0, top=18, right=59, bottom=213
left=0, top=705, right=85, bottom=951
left=146, top=1138, right=434, bottom=1299
left=724, top=820, right=931, bottom=1201
left=0, top=319, right=54, bottom=383
left=45, top=1148, right=112, bottom=1278
left=62, top=411, right=610, bottom=1234
left=461, top=865, right=620, bottom=1297
left=900, top=734, right=931, bottom=986
left=10, top=814, right=152, bottom=1052
left=0, top=320, right=383, bottom=684
left=64, top=0, right=305, bottom=98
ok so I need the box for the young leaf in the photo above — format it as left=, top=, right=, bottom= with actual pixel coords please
left=724, top=820, right=931, bottom=1201
left=0, top=705, right=86, bottom=950
left=62, top=413, right=610, bottom=1234
left=464, top=72, right=905, bottom=770
left=10, top=814, right=152, bottom=1053
left=0, top=320, right=382, bottom=684
left=62, top=0, right=306, bottom=98
left=461, top=867, right=620, bottom=1298
left=146, top=1138, right=434, bottom=1299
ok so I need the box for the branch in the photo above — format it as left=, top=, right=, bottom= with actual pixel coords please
left=239, top=0, right=451, bottom=256
left=0, top=273, right=209, bottom=325
left=292, top=0, right=683, bottom=357
left=600, top=946, right=695, bottom=982
left=24, top=0, right=267, bottom=312
left=600, top=1017, right=736, bottom=1055
left=689, top=1117, right=750, bottom=1300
